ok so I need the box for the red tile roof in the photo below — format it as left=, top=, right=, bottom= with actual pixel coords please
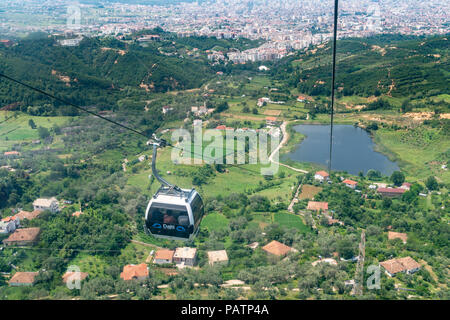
left=120, top=263, right=149, bottom=281
left=262, top=240, right=292, bottom=257
left=9, top=272, right=39, bottom=285
left=315, top=171, right=329, bottom=177
left=62, top=272, right=89, bottom=283
left=155, top=249, right=174, bottom=261
left=307, top=201, right=329, bottom=211
left=14, top=210, right=42, bottom=220
left=380, top=257, right=420, bottom=275
left=3, top=227, right=40, bottom=244
left=377, top=188, right=406, bottom=194
left=343, top=179, right=357, bottom=185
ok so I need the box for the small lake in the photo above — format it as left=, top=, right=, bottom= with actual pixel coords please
left=286, top=124, right=399, bottom=175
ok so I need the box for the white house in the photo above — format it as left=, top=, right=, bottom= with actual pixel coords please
left=0, top=220, right=16, bottom=234
left=162, top=106, right=174, bottom=114
left=154, top=249, right=175, bottom=265
left=343, top=179, right=358, bottom=189
left=314, top=171, right=330, bottom=182
left=33, top=197, right=59, bottom=213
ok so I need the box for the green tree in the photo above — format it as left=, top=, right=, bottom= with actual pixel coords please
left=37, top=126, right=50, bottom=139
left=390, top=171, right=405, bottom=186
left=28, top=119, right=37, bottom=129
left=425, top=176, right=438, bottom=191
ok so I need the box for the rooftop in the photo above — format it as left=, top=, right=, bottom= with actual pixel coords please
left=62, top=272, right=89, bottom=283
left=380, top=257, right=420, bottom=275
left=15, top=210, right=42, bottom=220
left=155, top=249, right=175, bottom=261
left=120, top=263, right=149, bottom=281
left=343, top=179, right=357, bottom=185
left=262, top=240, right=292, bottom=256
left=207, top=250, right=229, bottom=264
left=315, top=171, right=329, bottom=177
left=33, top=197, right=58, bottom=207
left=388, top=231, right=408, bottom=243
left=174, top=247, right=197, bottom=259
left=307, top=201, right=328, bottom=211
left=9, top=272, right=39, bottom=285
left=3, top=227, right=40, bottom=243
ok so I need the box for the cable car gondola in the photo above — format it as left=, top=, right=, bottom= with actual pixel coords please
left=144, top=136, right=204, bottom=241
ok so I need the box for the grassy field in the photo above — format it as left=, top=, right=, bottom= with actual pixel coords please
left=201, top=213, right=230, bottom=232
left=374, top=127, right=450, bottom=181
left=0, top=111, right=72, bottom=152
left=273, top=212, right=311, bottom=234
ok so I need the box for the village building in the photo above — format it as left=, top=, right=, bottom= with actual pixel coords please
left=262, top=240, right=293, bottom=257
left=400, top=182, right=412, bottom=190
left=3, top=227, right=41, bottom=246
left=154, top=249, right=175, bottom=265
left=33, top=197, right=60, bottom=213
left=62, top=271, right=89, bottom=284
left=120, top=263, right=149, bottom=281
left=328, top=217, right=344, bottom=226
left=380, top=257, right=421, bottom=277
left=297, top=95, right=307, bottom=102
left=265, top=116, right=277, bottom=126
left=173, top=247, right=197, bottom=267
left=377, top=188, right=406, bottom=197
left=162, top=105, right=174, bottom=114
left=3, top=151, right=20, bottom=157
left=8, top=272, right=39, bottom=286
left=14, top=210, right=42, bottom=221
left=0, top=220, right=17, bottom=234
left=72, top=211, right=83, bottom=217
left=388, top=231, right=408, bottom=244
left=343, top=179, right=358, bottom=189
left=257, top=97, right=270, bottom=107
left=314, top=171, right=329, bottom=182
left=307, top=201, right=329, bottom=212
left=207, top=250, right=229, bottom=266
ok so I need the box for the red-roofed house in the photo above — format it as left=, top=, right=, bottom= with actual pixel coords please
left=262, top=240, right=293, bottom=257
left=154, top=249, right=175, bottom=265
left=8, top=272, right=39, bottom=286
left=4, top=151, right=20, bottom=157
left=380, top=257, right=421, bottom=277
left=120, top=263, right=149, bottom=281
left=400, top=183, right=411, bottom=190
left=343, top=179, right=358, bottom=189
left=377, top=188, right=406, bottom=197
left=62, top=271, right=89, bottom=284
left=314, top=171, right=329, bottom=182
left=3, top=227, right=40, bottom=246
left=307, top=201, right=328, bottom=212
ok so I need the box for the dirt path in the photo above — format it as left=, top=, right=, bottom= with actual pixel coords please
left=269, top=121, right=308, bottom=174
left=288, top=182, right=303, bottom=213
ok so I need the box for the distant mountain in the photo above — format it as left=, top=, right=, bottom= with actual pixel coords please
left=0, top=35, right=214, bottom=110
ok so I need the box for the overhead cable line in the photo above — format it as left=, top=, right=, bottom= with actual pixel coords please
left=328, top=0, right=339, bottom=173
left=0, top=72, right=263, bottom=175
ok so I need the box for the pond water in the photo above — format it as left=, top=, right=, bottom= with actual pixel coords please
left=286, top=124, right=399, bottom=175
